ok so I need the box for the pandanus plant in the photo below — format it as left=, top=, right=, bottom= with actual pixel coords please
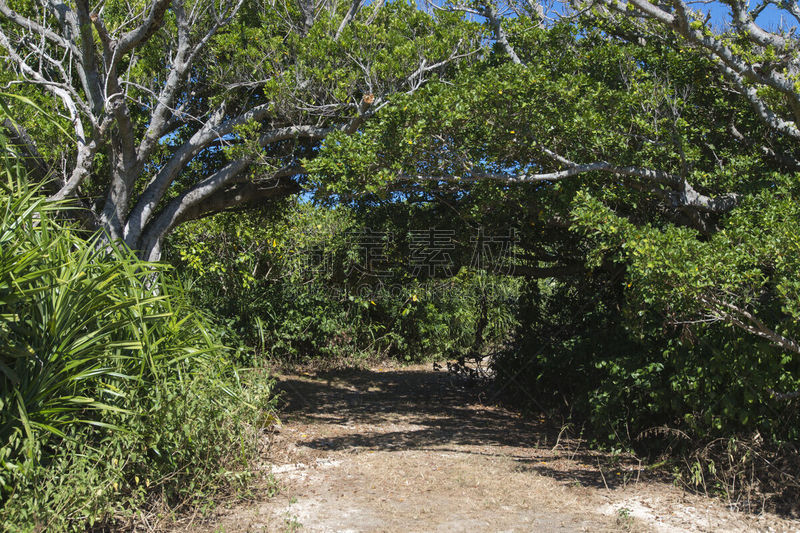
left=0, top=95, right=226, bottom=491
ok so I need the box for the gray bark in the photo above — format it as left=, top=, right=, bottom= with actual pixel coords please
left=592, top=0, right=800, bottom=142
left=0, top=0, right=469, bottom=260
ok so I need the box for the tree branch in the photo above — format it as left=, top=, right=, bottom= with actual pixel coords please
left=701, top=294, right=800, bottom=356
left=482, top=3, right=523, bottom=65
left=335, top=0, right=363, bottom=41
left=398, top=149, right=738, bottom=215
left=0, top=1, right=73, bottom=51
left=596, top=0, right=800, bottom=138
left=139, top=170, right=302, bottom=260
left=115, top=0, right=172, bottom=59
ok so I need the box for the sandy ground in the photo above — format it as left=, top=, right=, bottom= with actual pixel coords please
left=179, top=364, right=800, bottom=533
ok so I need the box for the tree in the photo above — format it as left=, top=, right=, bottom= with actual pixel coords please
left=307, top=2, right=800, bottom=362
left=588, top=0, right=800, bottom=144
left=0, top=0, right=476, bottom=260
left=568, top=0, right=800, bottom=359
left=310, top=11, right=765, bottom=257
left=313, top=0, right=800, bottom=228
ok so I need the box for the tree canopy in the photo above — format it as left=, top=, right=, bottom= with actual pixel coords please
left=4, top=0, right=800, bottom=357
left=0, top=0, right=476, bottom=259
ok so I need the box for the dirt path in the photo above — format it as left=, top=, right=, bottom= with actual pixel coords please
left=192, top=365, right=800, bottom=532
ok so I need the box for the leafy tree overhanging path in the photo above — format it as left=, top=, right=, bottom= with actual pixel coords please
left=184, top=366, right=798, bottom=532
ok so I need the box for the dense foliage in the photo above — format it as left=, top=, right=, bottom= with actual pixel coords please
left=0, top=115, right=275, bottom=531
left=0, top=0, right=477, bottom=260
left=168, top=200, right=520, bottom=364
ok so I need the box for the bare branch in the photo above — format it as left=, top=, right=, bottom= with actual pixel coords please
left=595, top=0, right=800, bottom=137
left=398, top=148, right=738, bottom=215
left=717, top=62, right=800, bottom=140
left=482, top=3, right=523, bottom=65
left=701, top=294, right=800, bottom=356
left=439, top=2, right=523, bottom=64
left=138, top=169, right=302, bottom=260
left=0, top=1, right=73, bottom=51
left=334, top=0, right=363, bottom=41
left=115, top=0, right=171, bottom=59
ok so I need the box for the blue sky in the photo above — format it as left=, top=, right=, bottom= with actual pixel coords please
left=427, top=0, right=800, bottom=33
left=701, top=1, right=797, bottom=31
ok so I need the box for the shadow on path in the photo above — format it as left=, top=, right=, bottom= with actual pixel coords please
left=274, top=366, right=639, bottom=490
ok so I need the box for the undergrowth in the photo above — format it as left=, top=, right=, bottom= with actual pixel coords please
left=0, top=116, right=277, bottom=531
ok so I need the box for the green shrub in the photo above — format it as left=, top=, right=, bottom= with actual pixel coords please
left=495, top=198, right=800, bottom=450
left=0, top=122, right=276, bottom=530
left=167, top=203, right=520, bottom=364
